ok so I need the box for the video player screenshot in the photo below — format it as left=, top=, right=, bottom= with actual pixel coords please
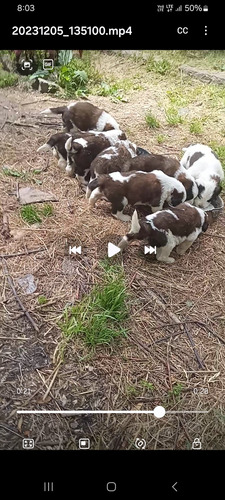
left=0, top=2, right=224, bottom=497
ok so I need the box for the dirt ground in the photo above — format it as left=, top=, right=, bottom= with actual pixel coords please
left=0, top=52, right=225, bottom=450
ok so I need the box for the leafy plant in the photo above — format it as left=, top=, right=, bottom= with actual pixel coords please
left=0, top=69, right=18, bottom=88
left=29, top=69, right=51, bottom=80
left=140, top=380, right=155, bottom=391
left=168, top=383, right=183, bottom=398
left=3, top=167, right=27, bottom=178
left=58, top=50, right=73, bottom=66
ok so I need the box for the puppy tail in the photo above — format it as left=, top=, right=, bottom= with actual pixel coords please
left=130, top=209, right=141, bottom=234
left=40, top=106, right=67, bottom=115
left=86, top=177, right=99, bottom=199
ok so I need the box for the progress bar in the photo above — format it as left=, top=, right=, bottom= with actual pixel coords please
left=17, top=407, right=209, bottom=418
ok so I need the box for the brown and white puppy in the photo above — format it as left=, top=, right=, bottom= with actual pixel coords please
left=180, top=144, right=224, bottom=209
left=40, top=101, right=120, bottom=132
left=86, top=170, right=186, bottom=222
left=37, top=132, right=73, bottom=169
left=37, top=129, right=98, bottom=170
left=122, top=154, right=198, bottom=203
left=118, top=203, right=208, bottom=264
left=89, top=140, right=137, bottom=180
left=65, top=129, right=126, bottom=183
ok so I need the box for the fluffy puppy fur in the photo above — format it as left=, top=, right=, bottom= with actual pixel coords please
left=118, top=203, right=208, bottom=264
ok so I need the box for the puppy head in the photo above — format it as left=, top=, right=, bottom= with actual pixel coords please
left=194, top=180, right=222, bottom=209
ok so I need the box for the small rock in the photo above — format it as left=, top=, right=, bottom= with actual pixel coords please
left=17, top=274, right=37, bottom=294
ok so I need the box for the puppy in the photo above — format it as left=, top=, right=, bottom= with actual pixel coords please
left=180, top=144, right=224, bottom=209
left=40, top=101, right=120, bottom=132
left=118, top=203, right=208, bottom=264
left=86, top=170, right=186, bottom=222
left=122, top=154, right=198, bottom=203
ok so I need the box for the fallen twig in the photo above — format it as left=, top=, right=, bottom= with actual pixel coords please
left=1, top=213, right=11, bottom=239
left=5, top=120, right=39, bottom=129
left=184, top=324, right=205, bottom=369
left=2, top=259, right=39, bottom=332
left=144, top=288, right=184, bottom=330
left=0, top=247, right=46, bottom=259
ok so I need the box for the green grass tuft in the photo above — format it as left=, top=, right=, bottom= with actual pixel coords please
left=146, top=56, right=171, bottom=75
left=145, top=111, right=160, bottom=129
left=20, top=205, right=42, bottom=225
left=20, top=203, right=54, bottom=225
left=60, top=261, right=128, bottom=347
left=42, top=204, right=54, bottom=217
left=157, top=134, right=166, bottom=144
left=165, top=107, right=183, bottom=126
left=189, top=119, right=203, bottom=135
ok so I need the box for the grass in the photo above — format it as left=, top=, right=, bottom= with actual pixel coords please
left=189, top=119, right=203, bottom=135
left=20, top=205, right=42, bottom=225
left=145, top=111, right=160, bottom=129
left=146, top=55, right=171, bottom=75
left=0, top=68, right=18, bottom=88
left=165, top=106, right=184, bottom=126
left=42, top=204, right=54, bottom=217
left=20, top=203, right=54, bottom=225
left=38, top=295, right=48, bottom=305
left=157, top=134, right=166, bottom=144
left=168, top=383, right=184, bottom=398
left=60, top=261, right=128, bottom=348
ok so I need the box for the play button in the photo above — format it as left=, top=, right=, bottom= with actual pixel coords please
left=108, top=242, right=121, bottom=258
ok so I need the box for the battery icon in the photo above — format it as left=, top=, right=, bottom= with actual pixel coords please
left=203, top=5, right=208, bottom=11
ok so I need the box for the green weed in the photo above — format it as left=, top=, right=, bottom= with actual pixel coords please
left=145, top=111, right=160, bottom=129
left=38, top=295, right=48, bottom=305
left=165, top=107, right=183, bottom=126
left=20, top=205, right=42, bottom=225
left=189, top=119, right=203, bottom=134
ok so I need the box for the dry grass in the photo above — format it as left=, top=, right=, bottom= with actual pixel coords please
left=0, top=51, right=225, bottom=450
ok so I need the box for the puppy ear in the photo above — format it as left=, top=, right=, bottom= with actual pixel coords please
left=197, top=184, right=205, bottom=199
left=65, top=136, right=73, bottom=152
left=214, top=184, right=222, bottom=197
left=202, top=213, right=209, bottom=232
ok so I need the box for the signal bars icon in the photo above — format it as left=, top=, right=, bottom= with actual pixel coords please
left=175, top=5, right=182, bottom=11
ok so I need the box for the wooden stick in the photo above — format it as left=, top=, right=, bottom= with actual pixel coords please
left=1, top=213, right=10, bottom=239
left=145, top=289, right=184, bottom=330
left=5, top=120, right=39, bottom=129
left=0, top=247, right=46, bottom=259
left=184, top=324, right=205, bottom=369
left=2, top=259, right=39, bottom=332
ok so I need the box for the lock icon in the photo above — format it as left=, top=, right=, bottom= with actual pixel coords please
left=191, top=438, right=202, bottom=450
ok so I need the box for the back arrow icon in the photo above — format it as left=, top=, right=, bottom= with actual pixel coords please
left=172, top=482, right=178, bottom=492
